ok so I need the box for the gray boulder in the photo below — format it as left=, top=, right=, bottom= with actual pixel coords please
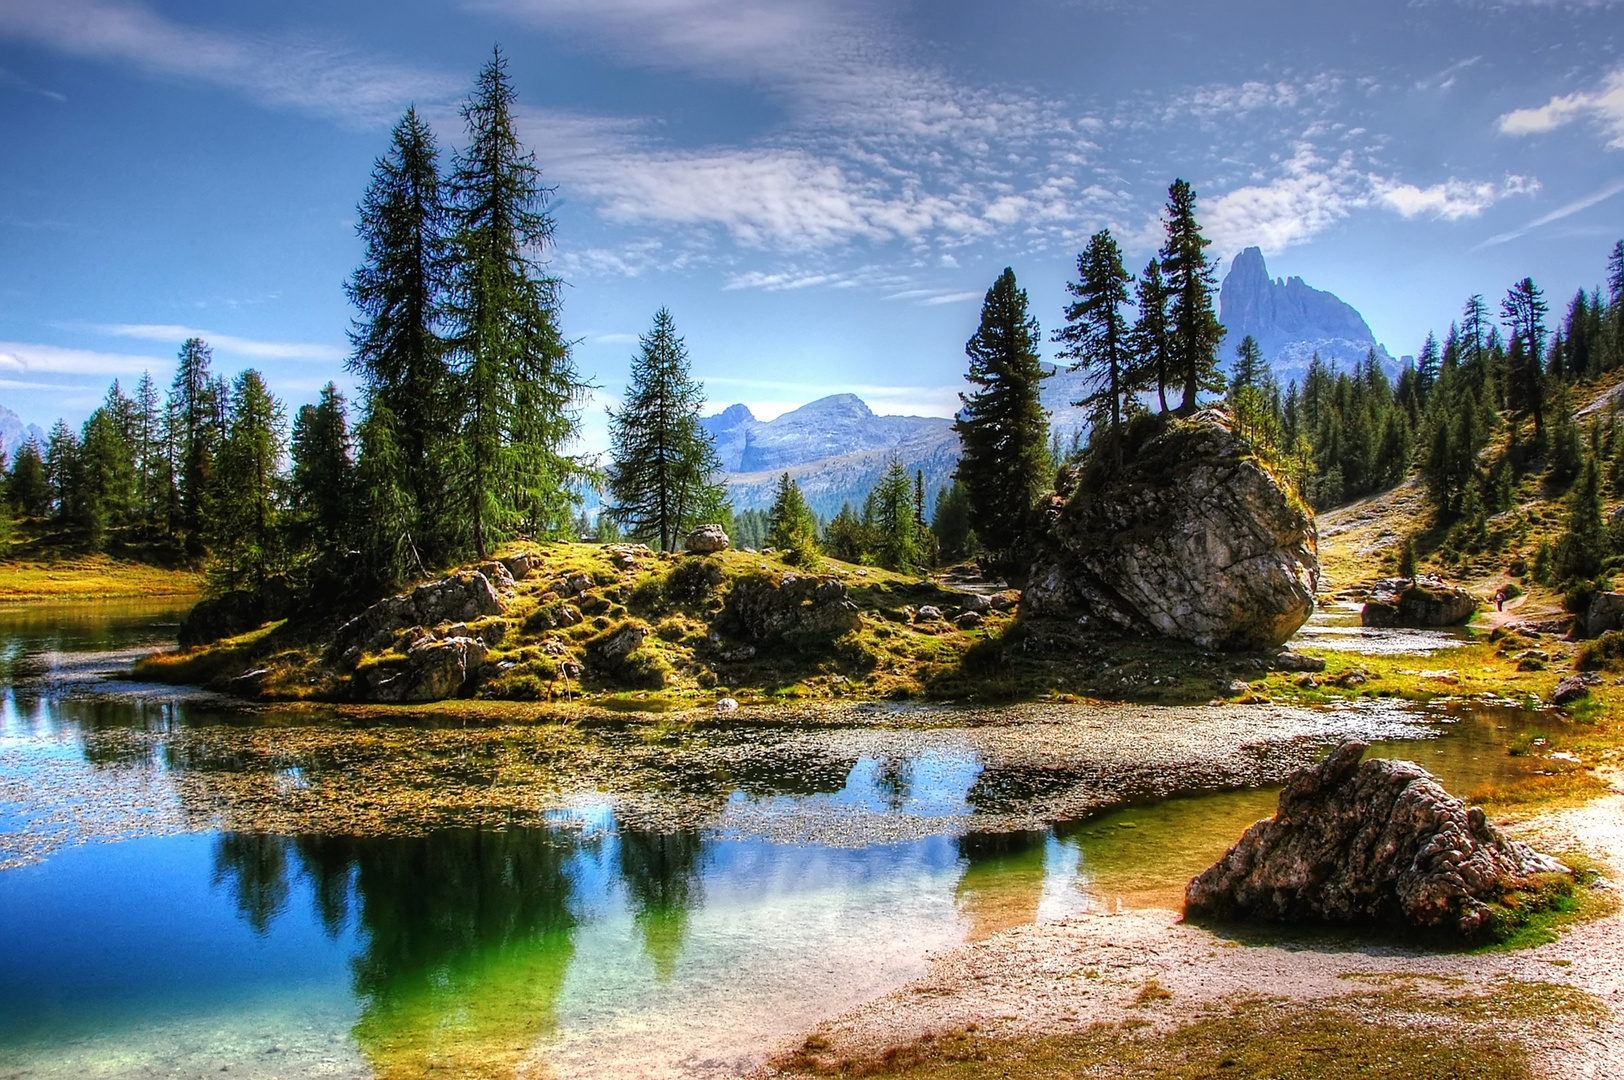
left=363, top=636, right=488, bottom=703
left=335, top=571, right=504, bottom=658
left=1361, top=575, right=1477, bottom=628
left=1585, top=591, right=1624, bottom=638
left=498, top=551, right=534, bottom=581
left=1185, top=741, right=1570, bottom=936
left=685, top=524, right=731, bottom=554
left=722, top=572, right=862, bottom=642
left=1024, top=409, right=1318, bottom=651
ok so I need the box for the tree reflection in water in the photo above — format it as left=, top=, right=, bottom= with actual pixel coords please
left=208, top=821, right=717, bottom=1078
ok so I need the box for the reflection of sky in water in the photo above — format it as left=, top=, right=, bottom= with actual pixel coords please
left=0, top=599, right=1552, bottom=1078
left=1290, top=602, right=1475, bottom=655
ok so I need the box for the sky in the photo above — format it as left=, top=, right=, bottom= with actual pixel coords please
left=1, top=0, right=1622, bottom=453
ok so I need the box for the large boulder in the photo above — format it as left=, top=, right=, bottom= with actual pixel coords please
left=685, top=524, right=730, bottom=554
left=1023, top=409, right=1318, bottom=651
left=722, top=572, right=862, bottom=642
left=1361, top=575, right=1477, bottom=628
left=1585, top=591, right=1624, bottom=638
left=334, top=570, right=504, bottom=659
left=362, top=635, right=489, bottom=704
left=1184, top=741, right=1570, bottom=937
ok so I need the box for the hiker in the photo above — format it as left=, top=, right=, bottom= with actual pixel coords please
left=1494, top=588, right=1505, bottom=612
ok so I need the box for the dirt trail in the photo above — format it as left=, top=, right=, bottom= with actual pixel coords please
left=758, top=789, right=1624, bottom=1079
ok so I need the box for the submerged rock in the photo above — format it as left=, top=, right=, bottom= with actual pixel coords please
left=1184, top=741, right=1570, bottom=936
left=1361, top=575, right=1477, bottom=628
left=1023, top=409, right=1318, bottom=651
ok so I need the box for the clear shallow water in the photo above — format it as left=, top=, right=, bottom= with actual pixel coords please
left=0, top=601, right=1556, bottom=1079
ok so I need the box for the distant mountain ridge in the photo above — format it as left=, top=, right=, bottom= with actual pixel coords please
left=0, top=403, right=47, bottom=460
left=700, top=394, right=960, bottom=518
left=1218, top=246, right=1397, bottom=387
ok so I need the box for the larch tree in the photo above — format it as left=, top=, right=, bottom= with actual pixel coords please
left=1501, top=277, right=1549, bottom=435
left=346, top=107, right=456, bottom=563
left=1130, top=258, right=1173, bottom=414
left=606, top=307, right=729, bottom=551
left=289, top=383, right=354, bottom=556
left=170, top=337, right=218, bottom=543
left=204, top=370, right=287, bottom=596
left=1159, top=180, right=1225, bottom=415
left=952, top=267, right=1050, bottom=565
left=1054, top=229, right=1135, bottom=458
left=765, top=472, right=819, bottom=566
left=449, top=47, right=587, bottom=557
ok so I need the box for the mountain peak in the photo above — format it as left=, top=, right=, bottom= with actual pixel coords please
left=1218, top=248, right=1394, bottom=384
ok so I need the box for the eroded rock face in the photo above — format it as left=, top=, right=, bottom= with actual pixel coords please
left=1184, top=741, right=1570, bottom=936
left=335, top=571, right=505, bottom=659
left=363, top=636, right=489, bottom=704
left=1024, top=409, right=1318, bottom=651
left=1361, top=576, right=1477, bottom=628
left=685, top=524, right=730, bottom=554
left=723, top=572, right=862, bottom=642
left=1585, top=591, right=1624, bottom=638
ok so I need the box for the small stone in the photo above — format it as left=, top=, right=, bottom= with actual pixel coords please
left=1553, top=673, right=1595, bottom=705
left=715, top=697, right=739, bottom=712
left=916, top=605, right=944, bottom=622
left=955, top=611, right=984, bottom=630
left=1272, top=651, right=1325, bottom=673
left=685, top=524, right=730, bottom=554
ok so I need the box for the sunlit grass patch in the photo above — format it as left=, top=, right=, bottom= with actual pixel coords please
left=0, top=555, right=201, bottom=601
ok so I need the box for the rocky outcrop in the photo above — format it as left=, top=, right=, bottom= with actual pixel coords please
left=360, top=635, right=489, bottom=704
left=178, top=578, right=294, bottom=647
left=685, top=524, right=730, bottom=554
left=334, top=571, right=504, bottom=662
left=1361, top=576, right=1477, bottom=628
left=1185, top=741, right=1570, bottom=936
left=722, top=572, right=862, bottom=642
left=1584, top=591, right=1624, bottom=638
left=1023, top=409, right=1318, bottom=651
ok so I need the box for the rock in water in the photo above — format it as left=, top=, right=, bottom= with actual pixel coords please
left=1361, top=575, right=1476, bottom=628
left=1024, top=409, right=1318, bottom=651
left=685, top=524, right=730, bottom=553
left=1184, top=741, right=1570, bottom=936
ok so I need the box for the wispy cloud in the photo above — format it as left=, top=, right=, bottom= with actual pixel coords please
left=1498, top=64, right=1624, bottom=148
left=0, top=64, right=65, bottom=102
left=0, top=341, right=167, bottom=378
left=0, top=0, right=454, bottom=127
left=1376, top=174, right=1538, bottom=220
left=96, top=324, right=346, bottom=362
left=1473, top=176, right=1624, bottom=249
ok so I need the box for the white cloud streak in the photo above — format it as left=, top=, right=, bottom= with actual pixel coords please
left=1498, top=65, right=1624, bottom=148
left=0, top=0, right=454, bottom=127
left=1473, top=176, right=1624, bottom=249
left=0, top=341, right=168, bottom=378
left=96, top=324, right=346, bottom=362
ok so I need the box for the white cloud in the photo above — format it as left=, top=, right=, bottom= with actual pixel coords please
left=1498, top=65, right=1624, bottom=148
left=921, top=291, right=984, bottom=306
left=96, top=324, right=346, bottom=362
left=1376, top=175, right=1538, bottom=220
left=0, top=0, right=454, bottom=127
left=0, top=341, right=167, bottom=378
left=1474, top=176, right=1624, bottom=249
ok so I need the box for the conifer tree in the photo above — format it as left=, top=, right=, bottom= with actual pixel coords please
left=449, top=47, right=586, bottom=556
left=822, top=501, right=870, bottom=564
left=1054, top=230, right=1135, bottom=453
left=930, top=480, right=977, bottom=564
left=1159, top=180, right=1225, bottom=414
left=44, top=419, right=76, bottom=520
left=170, top=337, right=218, bottom=543
left=1130, top=258, right=1173, bottom=413
left=8, top=437, right=48, bottom=518
left=952, top=267, right=1049, bottom=564
left=867, top=458, right=920, bottom=571
left=606, top=308, right=729, bottom=551
left=1501, top=277, right=1549, bottom=434
left=70, top=405, right=136, bottom=546
left=765, top=472, right=819, bottom=566
left=1555, top=451, right=1606, bottom=582
left=204, top=370, right=286, bottom=595
left=289, top=383, right=354, bottom=555
left=346, top=107, right=456, bottom=563
left=350, top=404, right=421, bottom=592
left=132, top=371, right=165, bottom=527
left=1414, top=332, right=1441, bottom=403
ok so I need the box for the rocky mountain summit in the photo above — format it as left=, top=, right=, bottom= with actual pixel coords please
left=0, top=402, right=47, bottom=459
left=1024, top=409, right=1319, bottom=651
left=1186, top=741, right=1571, bottom=936
left=1219, top=246, right=1397, bottom=385
left=701, top=395, right=959, bottom=517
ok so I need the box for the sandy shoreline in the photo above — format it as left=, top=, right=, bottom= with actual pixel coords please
left=756, top=791, right=1624, bottom=1079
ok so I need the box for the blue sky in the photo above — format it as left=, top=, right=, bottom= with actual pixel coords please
left=1, top=0, right=1621, bottom=452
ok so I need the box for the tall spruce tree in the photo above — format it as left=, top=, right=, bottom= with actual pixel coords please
left=8, top=437, right=48, bottom=518
left=170, top=337, right=218, bottom=543
left=1054, top=229, right=1135, bottom=455
left=346, top=107, right=456, bottom=563
left=1159, top=180, right=1225, bottom=414
left=289, top=383, right=354, bottom=557
left=1501, top=277, right=1549, bottom=434
left=449, top=47, right=586, bottom=557
left=867, top=458, right=920, bottom=572
left=131, top=371, right=165, bottom=528
left=606, top=308, right=729, bottom=551
left=952, top=267, right=1049, bottom=564
left=1130, top=258, right=1174, bottom=414
left=204, top=370, right=286, bottom=595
